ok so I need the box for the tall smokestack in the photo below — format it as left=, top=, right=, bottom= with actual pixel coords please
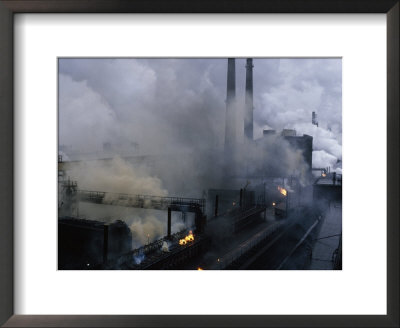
left=225, top=58, right=236, bottom=151
left=244, top=58, right=254, bottom=141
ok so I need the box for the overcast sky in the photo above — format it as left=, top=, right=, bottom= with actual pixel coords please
left=59, top=58, right=342, bottom=170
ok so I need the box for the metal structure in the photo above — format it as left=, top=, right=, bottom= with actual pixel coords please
left=59, top=178, right=78, bottom=217
left=78, top=190, right=205, bottom=212
left=312, top=167, right=328, bottom=174
left=137, top=235, right=209, bottom=270
left=105, top=230, right=210, bottom=270
left=78, top=189, right=206, bottom=238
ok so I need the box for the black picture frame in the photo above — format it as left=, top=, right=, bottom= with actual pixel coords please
left=0, top=1, right=398, bottom=327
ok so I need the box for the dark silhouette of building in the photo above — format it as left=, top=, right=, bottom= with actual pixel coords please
left=58, top=217, right=132, bottom=269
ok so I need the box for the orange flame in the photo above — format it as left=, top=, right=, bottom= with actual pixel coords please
left=179, top=231, right=194, bottom=246
left=197, top=267, right=203, bottom=270
left=278, top=186, right=287, bottom=196
left=322, top=173, right=327, bottom=177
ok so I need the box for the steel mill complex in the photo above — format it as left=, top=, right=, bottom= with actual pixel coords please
left=58, top=59, right=342, bottom=270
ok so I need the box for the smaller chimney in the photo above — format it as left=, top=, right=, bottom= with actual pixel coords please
left=312, top=111, right=318, bottom=127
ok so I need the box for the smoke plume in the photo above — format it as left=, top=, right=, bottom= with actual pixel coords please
left=59, top=58, right=342, bottom=248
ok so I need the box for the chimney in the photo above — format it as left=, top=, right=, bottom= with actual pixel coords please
left=225, top=58, right=236, bottom=151
left=312, top=111, right=318, bottom=127
left=244, top=58, right=254, bottom=141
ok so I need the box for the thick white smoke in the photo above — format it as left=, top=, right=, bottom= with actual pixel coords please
left=60, top=58, right=341, bottom=172
left=254, top=58, right=342, bottom=171
left=290, top=123, right=342, bottom=172
left=67, top=156, right=167, bottom=196
left=59, top=59, right=226, bottom=157
left=65, top=156, right=176, bottom=248
left=59, top=58, right=342, bottom=248
left=59, top=74, right=121, bottom=154
left=77, top=202, right=186, bottom=249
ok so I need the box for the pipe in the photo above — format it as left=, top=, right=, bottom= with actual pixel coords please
left=167, top=207, right=172, bottom=239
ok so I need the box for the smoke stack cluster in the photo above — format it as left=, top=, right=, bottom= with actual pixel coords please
left=224, top=58, right=255, bottom=151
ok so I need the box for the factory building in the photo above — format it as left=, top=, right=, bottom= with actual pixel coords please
left=313, top=172, right=342, bottom=208
left=255, top=129, right=313, bottom=178
left=58, top=217, right=132, bottom=269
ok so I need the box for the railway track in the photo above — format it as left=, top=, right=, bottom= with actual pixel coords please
left=223, top=208, right=321, bottom=270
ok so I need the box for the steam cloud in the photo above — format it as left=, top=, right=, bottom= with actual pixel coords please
left=66, top=157, right=173, bottom=248
left=67, top=156, right=167, bottom=196
left=59, top=58, right=341, bottom=171
left=255, top=59, right=342, bottom=172
left=59, top=58, right=342, bottom=247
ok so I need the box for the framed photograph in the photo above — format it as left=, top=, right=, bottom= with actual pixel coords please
left=0, top=1, right=398, bottom=327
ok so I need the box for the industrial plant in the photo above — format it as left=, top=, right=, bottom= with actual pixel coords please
left=58, top=58, right=342, bottom=270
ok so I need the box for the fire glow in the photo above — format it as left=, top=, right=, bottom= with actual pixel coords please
left=278, top=186, right=287, bottom=196
left=179, top=231, right=194, bottom=245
